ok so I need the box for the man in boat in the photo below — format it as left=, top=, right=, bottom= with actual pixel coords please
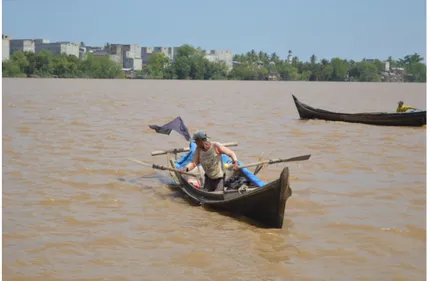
left=396, top=101, right=419, bottom=113
left=181, top=131, right=239, bottom=192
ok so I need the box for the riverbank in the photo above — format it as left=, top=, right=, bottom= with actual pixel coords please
left=2, top=45, right=426, bottom=82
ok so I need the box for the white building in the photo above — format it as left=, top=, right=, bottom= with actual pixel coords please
left=79, top=46, right=87, bottom=60
left=108, top=44, right=142, bottom=70
left=10, top=39, right=35, bottom=54
left=204, top=50, right=233, bottom=71
left=141, top=47, right=177, bottom=64
left=37, top=41, right=80, bottom=58
left=2, top=34, right=11, bottom=61
left=141, top=47, right=233, bottom=71
left=124, top=57, right=143, bottom=70
left=123, top=44, right=142, bottom=70
left=385, top=61, right=390, bottom=72
left=34, top=39, right=50, bottom=48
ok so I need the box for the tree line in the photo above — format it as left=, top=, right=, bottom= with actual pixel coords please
left=132, top=45, right=426, bottom=82
left=230, top=51, right=425, bottom=82
left=2, top=50, right=124, bottom=79
left=2, top=45, right=426, bottom=82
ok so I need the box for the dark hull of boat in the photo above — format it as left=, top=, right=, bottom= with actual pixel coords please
left=292, top=94, right=426, bottom=127
left=170, top=160, right=292, bottom=228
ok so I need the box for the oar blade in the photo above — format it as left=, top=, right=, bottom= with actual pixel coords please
left=285, top=154, right=311, bottom=162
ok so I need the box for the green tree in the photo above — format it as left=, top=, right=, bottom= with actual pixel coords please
left=270, top=52, right=280, bottom=63
left=399, top=53, right=423, bottom=66
left=145, top=52, right=169, bottom=78
left=330, top=58, right=347, bottom=81
left=351, top=62, right=380, bottom=82
left=2, top=60, right=25, bottom=77
left=11, top=51, right=30, bottom=71
left=406, top=62, right=426, bottom=82
left=291, top=56, right=298, bottom=67
left=2, top=51, right=29, bottom=77
left=34, top=50, right=54, bottom=77
left=229, top=63, right=259, bottom=80
left=318, top=64, right=333, bottom=81
left=277, top=61, right=299, bottom=80
left=300, top=70, right=312, bottom=81
left=310, top=54, right=317, bottom=65
left=372, top=59, right=385, bottom=72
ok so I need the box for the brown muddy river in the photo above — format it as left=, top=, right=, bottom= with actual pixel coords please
left=3, top=78, right=426, bottom=281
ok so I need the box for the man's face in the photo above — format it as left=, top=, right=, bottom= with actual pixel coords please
left=398, top=102, right=403, bottom=107
left=195, top=139, right=204, bottom=147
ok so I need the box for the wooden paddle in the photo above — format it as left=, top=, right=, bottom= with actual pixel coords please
left=151, top=141, right=238, bottom=156
left=253, top=152, right=265, bottom=175
left=126, top=158, right=199, bottom=177
left=224, top=154, right=311, bottom=170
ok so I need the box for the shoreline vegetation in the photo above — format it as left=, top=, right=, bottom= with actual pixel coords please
left=2, top=44, right=426, bottom=82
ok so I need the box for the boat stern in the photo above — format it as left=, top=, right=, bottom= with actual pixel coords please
left=276, top=167, right=292, bottom=228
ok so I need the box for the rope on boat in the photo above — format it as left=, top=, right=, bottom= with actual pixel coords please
left=238, top=185, right=258, bottom=194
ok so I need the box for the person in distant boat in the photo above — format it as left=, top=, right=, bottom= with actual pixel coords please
left=396, top=101, right=419, bottom=113
left=181, top=131, right=239, bottom=192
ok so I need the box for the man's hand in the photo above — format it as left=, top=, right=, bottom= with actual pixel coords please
left=233, top=160, right=239, bottom=170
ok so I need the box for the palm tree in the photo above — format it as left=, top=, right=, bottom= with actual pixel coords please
left=291, top=56, right=298, bottom=67
left=310, top=54, right=317, bottom=65
left=400, top=53, right=423, bottom=65
left=258, top=51, right=264, bottom=60
left=250, top=49, right=257, bottom=62
left=271, top=52, right=279, bottom=63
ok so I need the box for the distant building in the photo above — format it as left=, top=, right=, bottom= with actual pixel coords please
left=92, top=50, right=108, bottom=56
left=141, top=47, right=177, bottom=64
left=34, top=39, right=50, bottom=54
left=91, top=50, right=121, bottom=65
left=2, top=34, right=11, bottom=61
left=123, top=44, right=142, bottom=70
left=86, top=46, right=103, bottom=53
left=80, top=45, right=104, bottom=60
left=385, top=61, right=390, bottom=72
left=10, top=39, right=35, bottom=54
left=124, top=57, right=142, bottom=70
left=141, top=47, right=233, bottom=71
left=107, top=44, right=142, bottom=70
left=79, top=46, right=87, bottom=60
left=123, top=44, right=141, bottom=59
left=36, top=41, right=80, bottom=58
left=203, top=50, right=233, bottom=71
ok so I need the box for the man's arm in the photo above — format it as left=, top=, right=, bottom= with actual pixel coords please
left=214, top=142, right=238, bottom=162
left=183, top=149, right=200, bottom=171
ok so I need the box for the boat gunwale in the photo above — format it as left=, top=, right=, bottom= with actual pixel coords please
left=292, top=94, right=426, bottom=117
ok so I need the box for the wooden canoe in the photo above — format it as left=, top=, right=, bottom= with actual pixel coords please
left=166, top=153, right=292, bottom=229
left=292, top=94, right=426, bottom=127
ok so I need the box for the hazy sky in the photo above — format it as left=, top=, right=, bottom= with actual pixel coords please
left=3, top=0, right=427, bottom=62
